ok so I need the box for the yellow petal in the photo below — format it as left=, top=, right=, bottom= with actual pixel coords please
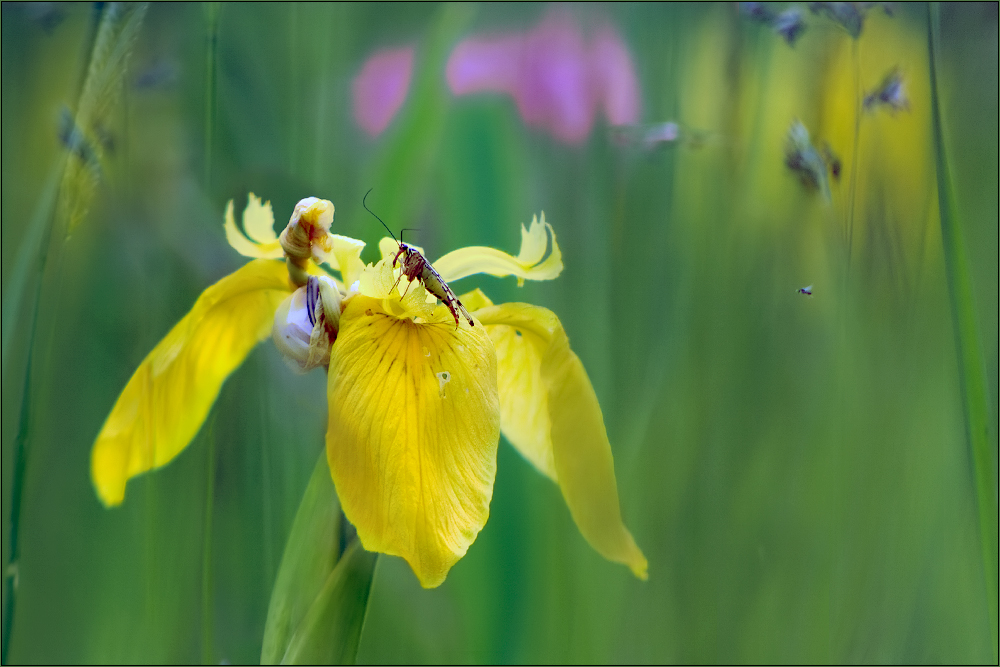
left=326, top=295, right=500, bottom=588
left=329, top=234, right=367, bottom=286
left=515, top=212, right=553, bottom=266
left=357, top=259, right=437, bottom=321
left=91, top=259, right=293, bottom=506
left=458, top=288, right=494, bottom=312
left=243, top=192, right=278, bottom=245
left=488, top=320, right=557, bottom=479
left=377, top=236, right=423, bottom=262
left=477, top=303, right=648, bottom=579
left=224, top=199, right=283, bottom=259
left=430, top=213, right=562, bottom=286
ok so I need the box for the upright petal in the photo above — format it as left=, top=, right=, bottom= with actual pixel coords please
left=326, top=296, right=500, bottom=588
left=476, top=303, right=648, bottom=579
left=91, top=259, right=293, bottom=506
left=243, top=192, right=279, bottom=245
left=431, top=213, right=562, bottom=286
left=224, top=198, right=284, bottom=259
left=329, top=234, right=367, bottom=286
left=378, top=236, right=422, bottom=262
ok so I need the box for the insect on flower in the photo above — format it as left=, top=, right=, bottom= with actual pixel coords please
left=363, top=190, right=474, bottom=329
left=92, top=193, right=647, bottom=589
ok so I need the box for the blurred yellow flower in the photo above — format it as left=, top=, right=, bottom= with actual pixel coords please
left=92, top=195, right=647, bottom=588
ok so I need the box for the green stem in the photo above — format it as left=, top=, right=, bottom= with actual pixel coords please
left=1, top=300, right=42, bottom=665
left=201, top=420, right=217, bottom=665
left=203, top=2, right=220, bottom=191
left=845, top=37, right=861, bottom=268
left=927, top=4, right=998, bottom=660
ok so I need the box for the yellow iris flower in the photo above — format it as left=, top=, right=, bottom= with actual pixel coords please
left=92, top=194, right=647, bottom=588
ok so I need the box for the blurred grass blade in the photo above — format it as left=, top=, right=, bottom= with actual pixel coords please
left=59, top=1, right=148, bottom=236
left=366, top=2, right=476, bottom=226
left=0, top=156, right=66, bottom=373
left=279, top=539, right=377, bottom=665
left=200, top=420, right=217, bottom=665
left=928, top=4, right=998, bottom=659
left=203, top=2, right=219, bottom=189
left=260, top=452, right=343, bottom=664
left=3, top=6, right=148, bottom=660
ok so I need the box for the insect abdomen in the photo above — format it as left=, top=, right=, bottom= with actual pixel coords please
left=421, top=265, right=473, bottom=327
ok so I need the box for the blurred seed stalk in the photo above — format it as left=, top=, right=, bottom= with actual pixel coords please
left=1, top=3, right=148, bottom=663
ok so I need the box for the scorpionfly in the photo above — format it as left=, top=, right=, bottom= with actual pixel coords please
left=363, top=190, right=474, bottom=329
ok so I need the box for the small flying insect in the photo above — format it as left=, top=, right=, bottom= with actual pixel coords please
left=796, top=285, right=814, bottom=297
left=363, top=190, right=474, bottom=329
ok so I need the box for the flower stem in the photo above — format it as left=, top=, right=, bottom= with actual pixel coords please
left=203, top=2, right=219, bottom=191
left=927, top=4, right=998, bottom=661
left=200, top=420, right=217, bottom=665
left=845, top=37, right=861, bottom=268
left=1, top=320, right=40, bottom=665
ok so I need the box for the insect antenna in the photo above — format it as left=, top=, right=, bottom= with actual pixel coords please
left=362, top=188, right=398, bottom=244
left=399, top=228, right=421, bottom=245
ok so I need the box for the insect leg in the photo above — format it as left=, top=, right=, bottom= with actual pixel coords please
left=400, top=275, right=415, bottom=299
left=444, top=298, right=461, bottom=329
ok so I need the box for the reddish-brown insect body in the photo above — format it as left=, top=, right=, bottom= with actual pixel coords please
left=393, top=242, right=474, bottom=329
left=361, top=190, right=473, bottom=329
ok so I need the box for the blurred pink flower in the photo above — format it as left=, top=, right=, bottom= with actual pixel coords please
left=446, top=10, right=640, bottom=144
left=352, top=46, right=415, bottom=137
left=590, top=23, right=641, bottom=127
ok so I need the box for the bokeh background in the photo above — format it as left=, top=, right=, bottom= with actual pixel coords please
left=2, top=2, right=997, bottom=663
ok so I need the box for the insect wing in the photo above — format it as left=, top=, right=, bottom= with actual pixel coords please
left=420, top=263, right=474, bottom=328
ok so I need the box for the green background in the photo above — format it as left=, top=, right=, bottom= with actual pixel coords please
left=2, top=2, right=996, bottom=663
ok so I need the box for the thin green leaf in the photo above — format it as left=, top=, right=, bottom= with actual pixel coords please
left=928, top=4, right=998, bottom=661
left=0, top=157, right=66, bottom=374
left=260, top=452, right=343, bottom=665
left=279, top=540, right=378, bottom=666
left=203, top=2, right=219, bottom=189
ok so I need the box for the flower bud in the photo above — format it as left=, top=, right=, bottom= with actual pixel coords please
left=291, top=197, right=334, bottom=235
left=272, top=275, right=341, bottom=373
left=279, top=197, right=337, bottom=286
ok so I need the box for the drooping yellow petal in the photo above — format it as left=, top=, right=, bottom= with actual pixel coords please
left=91, top=259, right=293, bottom=506
left=224, top=198, right=284, bottom=259
left=326, top=295, right=500, bottom=588
left=430, top=213, right=563, bottom=286
left=488, top=320, right=557, bottom=480
left=476, top=303, right=648, bottom=580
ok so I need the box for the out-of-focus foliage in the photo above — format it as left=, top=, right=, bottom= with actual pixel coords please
left=1, top=2, right=996, bottom=663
